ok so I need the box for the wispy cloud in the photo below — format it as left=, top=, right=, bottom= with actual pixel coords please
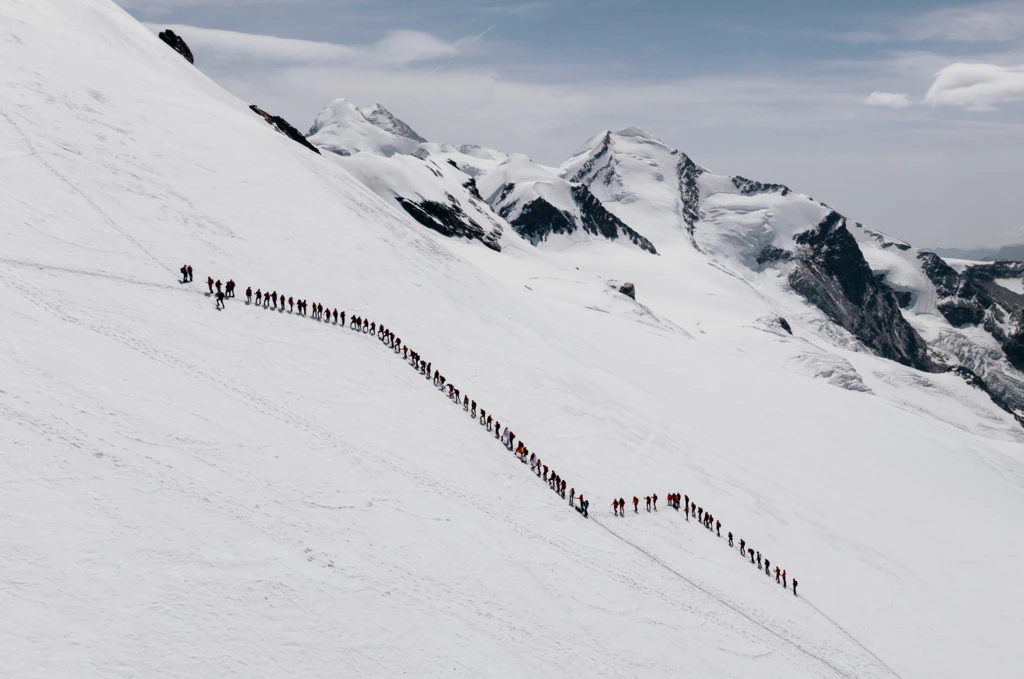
left=906, top=2, right=1024, bottom=42
left=149, top=23, right=473, bottom=66
left=924, top=62, right=1024, bottom=110
left=864, top=91, right=912, bottom=108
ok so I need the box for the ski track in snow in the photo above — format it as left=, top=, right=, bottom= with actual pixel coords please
left=0, top=255, right=902, bottom=679
left=0, top=110, right=171, bottom=274
left=5, top=4, right=1024, bottom=675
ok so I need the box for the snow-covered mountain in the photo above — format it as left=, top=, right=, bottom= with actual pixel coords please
left=560, top=127, right=1024, bottom=415
left=4, top=2, right=1024, bottom=678
left=307, top=98, right=425, bottom=157
left=305, top=101, right=660, bottom=255
left=478, top=153, right=656, bottom=252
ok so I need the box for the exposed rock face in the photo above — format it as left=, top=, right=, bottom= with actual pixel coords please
left=950, top=366, right=1024, bottom=426
left=571, top=185, right=656, bottom=253
left=619, top=282, right=636, bottom=299
left=490, top=181, right=656, bottom=253
left=362, top=104, right=426, bottom=143
left=158, top=29, right=193, bottom=64
left=732, top=176, right=790, bottom=197
left=788, top=211, right=932, bottom=371
left=676, top=154, right=703, bottom=244
left=249, top=105, right=321, bottom=155
left=777, top=317, right=793, bottom=335
left=396, top=195, right=502, bottom=252
left=918, top=252, right=1024, bottom=368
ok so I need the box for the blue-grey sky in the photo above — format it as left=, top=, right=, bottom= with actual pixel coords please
left=118, top=0, right=1024, bottom=247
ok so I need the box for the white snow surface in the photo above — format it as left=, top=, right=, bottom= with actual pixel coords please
left=307, top=98, right=422, bottom=157
left=2, top=2, right=1024, bottom=678
left=996, top=277, right=1024, bottom=294
left=477, top=154, right=576, bottom=218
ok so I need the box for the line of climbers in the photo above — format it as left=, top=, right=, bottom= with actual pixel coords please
left=611, top=492, right=797, bottom=595
left=191, top=266, right=592, bottom=519
left=189, top=266, right=790, bottom=590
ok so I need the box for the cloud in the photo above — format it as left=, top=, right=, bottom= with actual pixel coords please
left=148, top=23, right=470, bottom=67
left=372, top=30, right=460, bottom=65
left=864, top=91, right=912, bottom=108
left=907, top=2, right=1024, bottom=42
left=151, top=24, right=357, bottom=63
left=839, top=31, right=889, bottom=45
left=924, top=62, right=1024, bottom=110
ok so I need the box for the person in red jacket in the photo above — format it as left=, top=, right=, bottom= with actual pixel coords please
left=632, top=496, right=639, bottom=513
left=612, top=499, right=620, bottom=515
left=207, top=276, right=214, bottom=293
left=246, top=287, right=253, bottom=303
left=645, top=496, right=651, bottom=511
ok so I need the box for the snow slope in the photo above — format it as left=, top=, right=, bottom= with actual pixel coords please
left=306, top=98, right=423, bottom=157
left=2, top=2, right=1024, bottom=678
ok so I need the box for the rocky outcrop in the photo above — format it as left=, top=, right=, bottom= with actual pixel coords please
left=918, top=252, right=1024, bottom=366
left=250, top=105, right=321, bottom=155
left=732, top=176, right=789, bottom=197
left=494, top=183, right=656, bottom=253
left=498, top=195, right=574, bottom=245
left=789, top=211, right=932, bottom=371
left=158, top=29, right=193, bottom=64
left=918, top=252, right=989, bottom=327
left=396, top=195, right=501, bottom=252
left=362, top=104, right=426, bottom=143
left=571, top=185, right=657, bottom=253
left=619, top=282, right=636, bottom=299
left=677, top=154, right=703, bottom=244
left=949, top=366, right=1024, bottom=426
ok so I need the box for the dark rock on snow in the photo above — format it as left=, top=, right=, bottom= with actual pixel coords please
left=249, top=105, right=321, bottom=155
left=777, top=317, right=793, bottom=335
left=732, top=176, right=790, bottom=197
left=918, top=251, right=1024, bottom=367
left=495, top=183, right=656, bottom=254
left=619, top=282, right=636, bottom=299
left=158, top=30, right=194, bottom=64
left=571, top=185, right=657, bottom=254
left=949, top=366, right=1024, bottom=427
left=789, top=211, right=932, bottom=371
left=396, top=196, right=502, bottom=252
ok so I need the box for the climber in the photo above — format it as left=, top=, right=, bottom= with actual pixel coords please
left=215, top=290, right=225, bottom=309
left=633, top=496, right=639, bottom=513
left=246, top=287, right=253, bottom=303
left=207, top=277, right=214, bottom=293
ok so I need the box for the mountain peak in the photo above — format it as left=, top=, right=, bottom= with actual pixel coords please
left=306, top=98, right=423, bottom=157
left=615, top=126, right=655, bottom=139
left=307, top=98, right=366, bottom=137
left=361, top=103, right=427, bottom=143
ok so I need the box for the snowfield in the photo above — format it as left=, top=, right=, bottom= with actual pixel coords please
left=2, top=2, right=1024, bottom=678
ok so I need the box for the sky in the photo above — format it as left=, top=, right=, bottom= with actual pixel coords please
left=117, top=0, right=1024, bottom=248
